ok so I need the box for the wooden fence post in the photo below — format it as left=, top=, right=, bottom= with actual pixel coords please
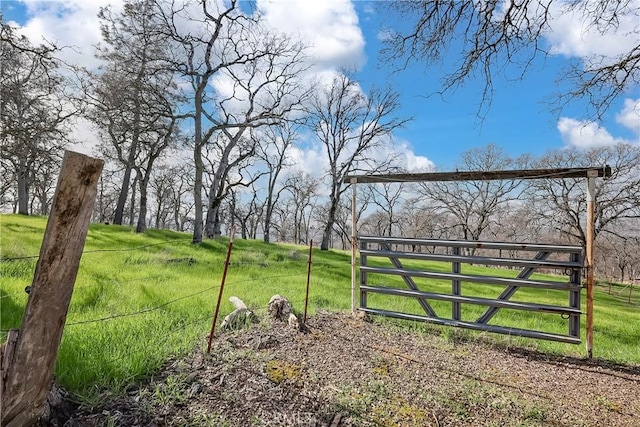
left=1, top=151, right=103, bottom=427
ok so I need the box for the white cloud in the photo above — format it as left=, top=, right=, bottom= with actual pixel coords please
left=67, top=117, right=100, bottom=156
left=14, top=0, right=366, bottom=74
left=558, top=97, right=640, bottom=148
left=287, top=143, right=327, bottom=178
left=616, top=98, right=640, bottom=135
left=16, top=0, right=123, bottom=69
left=396, top=141, right=435, bottom=172
left=257, top=0, right=365, bottom=72
left=557, top=117, right=626, bottom=148
left=544, top=0, right=639, bottom=61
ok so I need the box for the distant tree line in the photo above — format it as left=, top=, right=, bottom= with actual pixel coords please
left=1, top=0, right=638, bottom=283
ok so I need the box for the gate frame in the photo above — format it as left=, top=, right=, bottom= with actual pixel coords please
left=358, top=236, right=583, bottom=343
left=345, top=166, right=612, bottom=358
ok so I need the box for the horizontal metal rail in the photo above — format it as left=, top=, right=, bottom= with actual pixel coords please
left=359, top=237, right=583, bottom=344
left=361, top=266, right=582, bottom=291
left=360, top=308, right=582, bottom=344
left=359, top=236, right=583, bottom=254
left=360, top=249, right=583, bottom=270
left=361, top=285, right=582, bottom=315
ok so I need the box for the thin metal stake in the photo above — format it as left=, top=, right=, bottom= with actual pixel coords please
left=304, top=240, right=313, bottom=324
left=207, top=227, right=236, bottom=354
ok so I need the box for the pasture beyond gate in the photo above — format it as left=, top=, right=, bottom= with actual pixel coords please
left=358, top=236, right=583, bottom=344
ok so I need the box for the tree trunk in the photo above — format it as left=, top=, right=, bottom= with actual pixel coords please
left=321, top=195, right=339, bottom=250
left=113, top=159, right=135, bottom=225
left=98, top=177, right=105, bottom=223
left=136, top=175, right=148, bottom=233
left=263, top=199, right=273, bottom=244
left=17, top=169, right=29, bottom=215
left=173, top=203, right=181, bottom=231
left=128, top=174, right=137, bottom=226
left=192, top=93, right=204, bottom=243
left=205, top=204, right=223, bottom=238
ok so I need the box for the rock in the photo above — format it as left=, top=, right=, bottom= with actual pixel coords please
left=229, top=296, right=247, bottom=310
left=288, top=313, right=298, bottom=329
left=287, top=313, right=310, bottom=333
left=188, top=383, right=201, bottom=398
left=221, top=296, right=257, bottom=330
left=268, top=295, right=291, bottom=322
left=221, top=308, right=257, bottom=330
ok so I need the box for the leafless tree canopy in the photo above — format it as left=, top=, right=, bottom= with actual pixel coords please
left=382, top=0, right=639, bottom=119
left=527, top=143, right=640, bottom=248
left=418, top=145, right=523, bottom=243
left=87, top=0, right=183, bottom=230
left=306, top=72, right=409, bottom=250
left=0, top=20, right=74, bottom=215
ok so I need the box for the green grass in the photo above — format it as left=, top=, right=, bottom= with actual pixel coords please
left=1, top=214, right=639, bottom=404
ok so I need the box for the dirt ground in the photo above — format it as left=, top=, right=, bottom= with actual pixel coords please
left=61, top=311, right=640, bottom=426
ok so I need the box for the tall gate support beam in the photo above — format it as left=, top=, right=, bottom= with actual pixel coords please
left=586, top=173, right=596, bottom=358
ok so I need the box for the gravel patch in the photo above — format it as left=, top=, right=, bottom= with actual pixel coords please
left=63, top=310, right=640, bottom=426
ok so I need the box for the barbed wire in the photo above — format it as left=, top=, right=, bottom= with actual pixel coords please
left=0, top=274, right=176, bottom=300
left=0, top=238, right=196, bottom=262
left=65, top=286, right=219, bottom=327
left=0, top=244, right=348, bottom=267
left=62, top=273, right=308, bottom=327
left=56, top=295, right=311, bottom=372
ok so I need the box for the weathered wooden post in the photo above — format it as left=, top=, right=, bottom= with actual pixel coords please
left=1, top=151, right=103, bottom=426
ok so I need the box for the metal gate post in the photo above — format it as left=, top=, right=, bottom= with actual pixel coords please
left=360, top=239, right=368, bottom=310
left=568, top=251, right=581, bottom=338
left=452, top=246, right=461, bottom=320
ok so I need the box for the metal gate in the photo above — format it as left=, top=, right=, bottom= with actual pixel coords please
left=358, top=236, right=584, bottom=344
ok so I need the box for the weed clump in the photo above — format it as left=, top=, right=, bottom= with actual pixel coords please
left=265, top=359, right=301, bottom=384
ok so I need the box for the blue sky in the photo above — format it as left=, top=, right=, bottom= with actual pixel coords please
left=350, top=2, right=639, bottom=168
left=2, top=0, right=638, bottom=170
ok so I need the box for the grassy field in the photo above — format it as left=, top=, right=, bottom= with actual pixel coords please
left=1, top=214, right=639, bottom=404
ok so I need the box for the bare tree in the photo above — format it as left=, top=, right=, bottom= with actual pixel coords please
left=419, top=145, right=522, bottom=245
left=30, top=155, right=59, bottom=215
left=132, top=118, right=180, bottom=232
left=148, top=161, right=195, bottom=231
left=156, top=0, right=308, bottom=243
left=255, top=122, right=298, bottom=243
left=1, top=21, right=74, bottom=215
left=0, top=159, right=16, bottom=212
left=228, top=185, right=263, bottom=239
left=369, top=182, right=405, bottom=237
left=527, top=143, right=640, bottom=250
left=394, top=196, right=454, bottom=253
left=601, top=231, right=640, bottom=283
left=282, top=171, right=319, bottom=244
left=86, top=0, right=182, bottom=227
left=149, top=163, right=176, bottom=229
left=382, top=1, right=639, bottom=119
left=92, top=166, right=121, bottom=223
left=307, top=73, right=409, bottom=250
